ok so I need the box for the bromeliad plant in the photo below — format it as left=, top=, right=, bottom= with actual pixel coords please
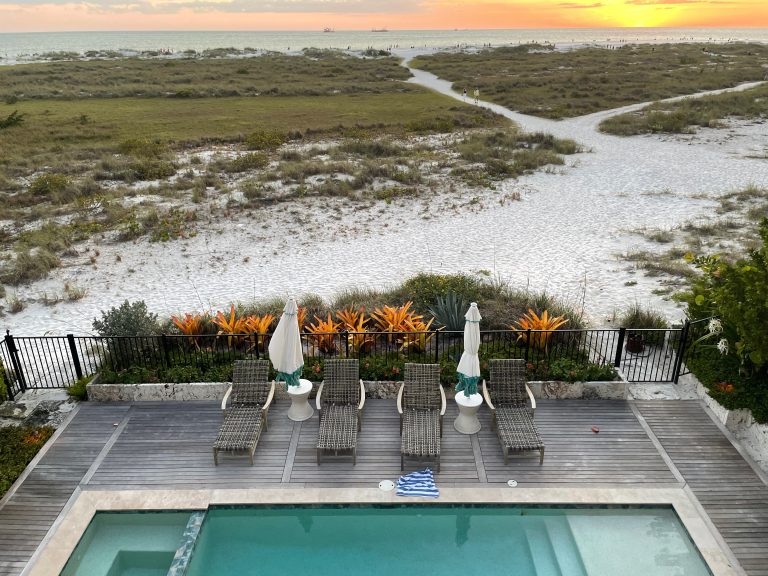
left=306, top=313, right=340, bottom=354
left=245, top=313, right=276, bottom=351
left=336, top=307, right=375, bottom=353
left=514, top=309, right=569, bottom=352
left=171, top=312, right=209, bottom=349
left=370, top=302, right=434, bottom=352
left=212, top=304, right=249, bottom=347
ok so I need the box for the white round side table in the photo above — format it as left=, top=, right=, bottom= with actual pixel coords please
left=286, top=378, right=314, bottom=422
left=454, top=392, right=483, bottom=434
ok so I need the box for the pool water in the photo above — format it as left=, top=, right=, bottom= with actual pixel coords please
left=60, top=506, right=712, bottom=576
left=59, top=512, right=190, bottom=576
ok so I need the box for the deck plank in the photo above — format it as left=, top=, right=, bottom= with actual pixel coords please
left=636, top=400, right=768, bottom=576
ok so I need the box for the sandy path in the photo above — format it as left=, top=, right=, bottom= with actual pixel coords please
left=5, top=55, right=768, bottom=335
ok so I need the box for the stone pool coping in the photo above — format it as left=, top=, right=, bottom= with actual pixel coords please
left=24, top=486, right=740, bottom=576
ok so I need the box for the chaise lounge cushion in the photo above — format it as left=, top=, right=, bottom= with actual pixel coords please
left=496, top=406, right=544, bottom=451
left=401, top=409, right=441, bottom=458
left=317, top=404, right=358, bottom=451
left=213, top=406, right=264, bottom=452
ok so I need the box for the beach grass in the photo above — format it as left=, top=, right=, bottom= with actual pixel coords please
left=0, top=52, right=413, bottom=100
left=410, top=43, right=768, bottom=119
left=599, top=83, right=768, bottom=135
left=0, top=92, right=505, bottom=176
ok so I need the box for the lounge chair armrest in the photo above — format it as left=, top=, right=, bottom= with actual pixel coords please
left=396, top=383, right=405, bottom=415
left=525, top=383, right=536, bottom=412
left=439, top=384, right=447, bottom=416
left=221, top=385, right=233, bottom=411
left=263, top=381, right=276, bottom=410
left=315, top=382, right=324, bottom=411
left=358, top=379, right=366, bottom=411
left=482, top=380, right=495, bottom=411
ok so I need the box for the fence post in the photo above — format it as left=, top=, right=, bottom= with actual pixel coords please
left=524, top=329, right=531, bottom=362
left=160, top=334, right=172, bottom=368
left=672, top=321, right=691, bottom=384
left=343, top=331, right=350, bottom=358
left=66, top=334, right=83, bottom=381
left=253, top=333, right=260, bottom=359
left=434, top=329, right=440, bottom=363
left=614, top=327, right=626, bottom=367
left=4, top=330, right=26, bottom=397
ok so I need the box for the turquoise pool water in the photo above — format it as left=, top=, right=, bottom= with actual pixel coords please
left=60, top=506, right=711, bottom=576
left=60, top=512, right=190, bottom=576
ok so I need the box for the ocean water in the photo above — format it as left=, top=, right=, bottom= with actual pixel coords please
left=1, top=28, right=767, bottom=64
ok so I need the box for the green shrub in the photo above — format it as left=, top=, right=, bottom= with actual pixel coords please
left=118, top=138, right=169, bottom=159
left=619, top=302, right=669, bottom=346
left=1, top=425, right=54, bottom=498
left=228, top=152, right=268, bottom=173
left=682, top=218, right=768, bottom=373
left=427, top=291, right=469, bottom=332
left=687, top=347, right=768, bottom=423
left=393, top=273, right=482, bottom=311
left=0, top=248, right=61, bottom=285
left=93, top=300, right=159, bottom=336
left=0, top=366, right=7, bottom=401
left=67, top=375, right=91, bottom=400
left=28, top=174, right=73, bottom=201
left=245, top=130, right=286, bottom=151
left=0, top=110, right=24, bottom=130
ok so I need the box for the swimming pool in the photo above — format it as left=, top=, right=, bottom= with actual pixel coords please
left=60, top=505, right=712, bottom=576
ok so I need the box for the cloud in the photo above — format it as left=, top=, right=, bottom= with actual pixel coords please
left=624, top=0, right=730, bottom=4
left=5, top=0, right=424, bottom=13
left=558, top=2, right=602, bottom=7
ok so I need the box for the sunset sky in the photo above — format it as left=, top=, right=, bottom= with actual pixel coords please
left=0, top=0, right=766, bottom=33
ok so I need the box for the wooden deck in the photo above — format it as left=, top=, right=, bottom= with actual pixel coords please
left=0, top=398, right=766, bottom=575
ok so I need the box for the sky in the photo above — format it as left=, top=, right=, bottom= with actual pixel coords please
left=0, top=0, right=766, bottom=33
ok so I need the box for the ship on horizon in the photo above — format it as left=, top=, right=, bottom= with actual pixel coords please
left=371, top=28, right=388, bottom=32
left=323, top=27, right=334, bottom=33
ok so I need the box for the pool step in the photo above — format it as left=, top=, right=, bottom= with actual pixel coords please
left=542, top=517, right=587, bottom=576
left=525, top=525, right=562, bottom=576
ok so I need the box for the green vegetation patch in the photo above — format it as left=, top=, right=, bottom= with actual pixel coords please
left=0, top=52, right=413, bottom=100
left=412, top=43, right=768, bottom=119
left=0, top=425, right=54, bottom=497
left=600, top=83, right=768, bottom=136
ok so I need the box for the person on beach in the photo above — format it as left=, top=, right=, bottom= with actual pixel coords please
left=473, top=88, right=479, bottom=104
left=462, top=87, right=467, bottom=101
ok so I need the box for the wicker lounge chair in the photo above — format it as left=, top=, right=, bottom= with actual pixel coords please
left=398, top=363, right=446, bottom=472
left=213, top=359, right=275, bottom=466
left=482, top=359, right=544, bottom=465
left=315, top=359, right=365, bottom=464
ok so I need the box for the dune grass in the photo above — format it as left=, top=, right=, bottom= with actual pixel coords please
left=0, top=52, right=413, bottom=100
left=599, top=83, right=768, bottom=135
left=411, top=43, right=768, bottom=119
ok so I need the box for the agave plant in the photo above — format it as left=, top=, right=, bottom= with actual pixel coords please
left=306, top=313, right=339, bottom=354
left=427, top=291, right=468, bottom=332
left=212, top=304, right=249, bottom=347
left=514, top=309, right=568, bottom=351
left=171, top=312, right=209, bottom=349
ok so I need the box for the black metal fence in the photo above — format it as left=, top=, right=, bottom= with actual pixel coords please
left=0, top=322, right=705, bottom=400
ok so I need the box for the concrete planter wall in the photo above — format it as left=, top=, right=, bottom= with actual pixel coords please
left=86, top=378, right=624, bottom=402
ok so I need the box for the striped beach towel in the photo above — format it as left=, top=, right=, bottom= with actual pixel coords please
left=396, top=468, right=439, bottom=498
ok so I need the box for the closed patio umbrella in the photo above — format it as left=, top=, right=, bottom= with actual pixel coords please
left=456, top=302, right=482, bottom=397
left=268, top=297, right=303, bottom=388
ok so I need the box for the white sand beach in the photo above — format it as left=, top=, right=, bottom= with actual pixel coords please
left=4, top=50, right=767, bottom=336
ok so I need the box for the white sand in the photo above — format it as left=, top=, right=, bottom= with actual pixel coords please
left=4, top=52, right=768, bottom=335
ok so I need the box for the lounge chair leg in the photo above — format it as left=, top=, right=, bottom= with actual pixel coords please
left=539, top=447, right=544, bottom=465
left=250, top=451, right=255, bottom=466
left=317, top=448, right=322, bottom=465
left=437, top=456, right=440, bottom=474
left=401, top=454, right=404, bottom=471
left=353, top=447, right=357, bottom=466
left=504, top=447, right=509, bottom=465
left=213, top=448, right=218, bottom=466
